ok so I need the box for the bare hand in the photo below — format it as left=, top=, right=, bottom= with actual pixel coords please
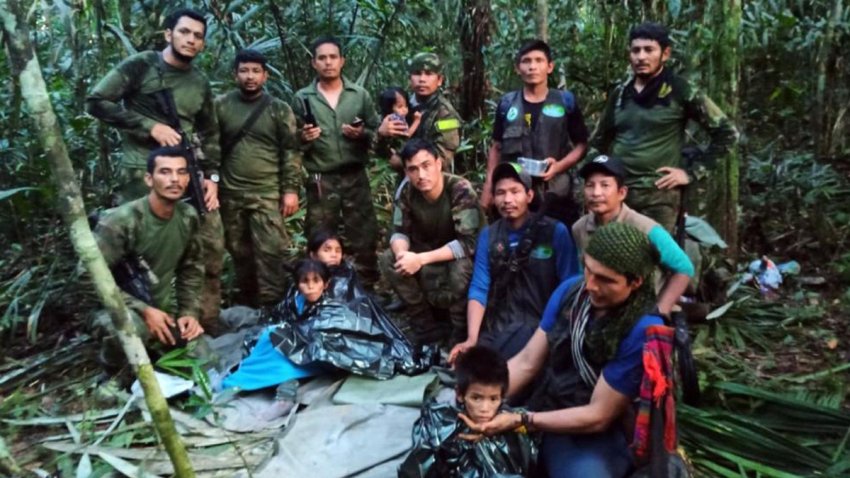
left=143, top=306, right=177, bottom=346
left=458, top=412, right=520, bottom=439
left=448, top=338, right=477, bottom=365
left=394, top=251, right=423, bottom=276
left=301, top=124, right=322, bottom=142
left=378, top=115, right=408, bottom=138
left=203, top=179, right=219, bottom=211
left=539, top=157, right=560, bottom=182
left=176, top=316, right=204, bottom=341
left=341, top=123, right=365, bottom=139
left=655, top=166, right=690, bottom=190
left=150, top=123, right=182, bottom=147
left=281, top=192, right=299, bottom=217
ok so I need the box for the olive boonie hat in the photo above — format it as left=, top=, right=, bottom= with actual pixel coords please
left=491, top=162, right=532, bottom=193
left=578, top=155, right=627, bottom=183
left=409, top=52, right=443, bottom=73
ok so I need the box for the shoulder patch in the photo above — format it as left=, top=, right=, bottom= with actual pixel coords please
left=436, top=118, right=460, bottom=132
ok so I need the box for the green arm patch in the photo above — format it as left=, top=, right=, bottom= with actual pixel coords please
left=435, top=118, right=461, bottom=132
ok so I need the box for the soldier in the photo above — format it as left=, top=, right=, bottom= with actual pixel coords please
left=86, top=8, right=225, bottom=334
left=215, top=49, right=301, bottom=308
left=449, top=162, right=579, bottom=362
left=590, top=22, right=738, bottom=232
left=379, top=139, right=483, bottom=347
left=483, top=40, right=589, bottom=226
left=293, top=36, right=381, bottom=288
left=379, top=52, right=462, bottom=171
left=92, top=147, right=205, bottom=373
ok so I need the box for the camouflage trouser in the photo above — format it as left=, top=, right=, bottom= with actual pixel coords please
left=220, top=192, right=289, bottom=308
left=305, top=168, right=379, bottom=287
left=378, top=249, right=472, bottom=347
left=113, top=166, right=225, bottom=335
left=627, top=187, right=680, bottom=234
left=90, top=310, right=212, bottom=374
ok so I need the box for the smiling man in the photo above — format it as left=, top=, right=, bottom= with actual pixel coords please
left=215, top=49, right=301, bottom=308
left=294, top=36, right=381, bottom=289
left=590, top=22, right=737, bottom=232
left=379, top=139, right=483, bottom=347
left=449, top=162, right=578, bottom=362
left=93, top=147, right=205, bottom=376
left=483, top=40, right=589, bottom=226
left=460, top=222, right=665, bottom=478
left=87, top=7, right=225, bottom=333
left=379, top=52, right=462, bottom=170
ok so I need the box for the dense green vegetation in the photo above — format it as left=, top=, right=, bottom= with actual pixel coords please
left=1, top=0, right=849, bottom=476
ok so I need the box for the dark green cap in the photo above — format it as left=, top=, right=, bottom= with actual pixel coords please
left=409, top=52, right=443, bottom=73
left=585, top=222, right=658, bottom=280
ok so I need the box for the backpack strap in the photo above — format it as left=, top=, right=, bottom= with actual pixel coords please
left=222, top=93, right=273, bottom=157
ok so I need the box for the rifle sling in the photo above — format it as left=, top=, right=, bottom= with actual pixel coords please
left=222, top=94, right=273, bottom=157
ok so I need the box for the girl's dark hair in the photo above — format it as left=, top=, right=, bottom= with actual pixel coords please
left=379, top=87, right=407, bottom=117
left=307, top=228, right=344, bottom=255
left=293, top=259, right=330, bottom=284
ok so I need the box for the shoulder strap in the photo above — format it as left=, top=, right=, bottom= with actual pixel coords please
left=222, top=94, right=273, bottom=157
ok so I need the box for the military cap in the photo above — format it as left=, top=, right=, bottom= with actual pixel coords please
left=409, top=52, right=443, bottom=74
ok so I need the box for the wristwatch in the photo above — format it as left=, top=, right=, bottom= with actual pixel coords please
left=208, top=173, right=220, bottom=183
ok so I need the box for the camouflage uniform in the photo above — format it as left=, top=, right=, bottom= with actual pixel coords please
left=91, top=198, right=204, bottom=368
left=408, top=53, right=463, bottom=171
left=216, top=90, right=301, bottom=307
left=87, top=50, right=225, bottom=333
left=293, top=78, right=381, bottom=286
left=590, top=70, right=738, bottom=232
left=380, top=173, right=483, bottom=346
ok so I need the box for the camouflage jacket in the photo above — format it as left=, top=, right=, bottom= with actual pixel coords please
left=410, top=92, right=463, bottom=168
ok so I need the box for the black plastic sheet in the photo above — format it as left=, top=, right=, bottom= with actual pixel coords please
left=398, top=398, right=537, bottom=478
left=268, top=263, right=433, bottom=379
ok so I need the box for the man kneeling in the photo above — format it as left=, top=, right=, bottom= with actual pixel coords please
left=92, top=147, right=205, bottom=375
left=462, top=222, right=664, bottom=478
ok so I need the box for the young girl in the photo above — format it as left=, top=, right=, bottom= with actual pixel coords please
left=378, top=87, right=422, bottom=172
left=307, top=229, right=344, bottom=268
left=292, top=259, right=330, bottom=315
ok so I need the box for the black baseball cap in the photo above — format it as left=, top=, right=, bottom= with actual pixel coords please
left=492, top=162, right=532, bottom=192
left=578, top=155, right=627, bottom=183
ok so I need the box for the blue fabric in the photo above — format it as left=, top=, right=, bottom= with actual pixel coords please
left=538, top=278, right=663, bottom=398
left=647, top=225, right=694, bottom=277
left=221, top=328, right=318, bottom=391
left=540, top=428, right=632, bottom=478
left=468, top=220, right=578, bottom=306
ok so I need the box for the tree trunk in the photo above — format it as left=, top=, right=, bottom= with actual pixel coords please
left=458, top=0, right=491, bottom=172
left=0, top=1, right=196, bottom=476
left=705, top=0, right=741, bottom=258
left=814, top=0, right=842, bottom=158
left=535, top=0, right=548, bottom=42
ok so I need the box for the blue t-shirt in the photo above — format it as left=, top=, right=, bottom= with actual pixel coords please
left=539, top=277, right=664, bottom=398
left=468, top=219, right=578, bottom=305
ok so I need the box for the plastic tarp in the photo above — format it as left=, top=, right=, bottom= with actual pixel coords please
left=333, top=373, right=439, bottom=407
left=269, top=263, right=432, bottom=379
left=221, top=328, right=319, bottom=391
left=398, top=398, right=538, bottom=477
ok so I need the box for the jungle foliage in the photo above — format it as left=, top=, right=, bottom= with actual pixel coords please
left=1, top=0, right=850, bottom=476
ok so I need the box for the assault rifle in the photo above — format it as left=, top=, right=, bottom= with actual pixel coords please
left=153, top=89, right=208, bottom=215
left=111, top=255, right=158, bottom=305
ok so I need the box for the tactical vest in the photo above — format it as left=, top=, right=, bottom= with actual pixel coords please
left=483, top=215, right=559, bottom=334
left=498, top=89, right=576, bottom=162
left=528, top=282, right=600, bottom=412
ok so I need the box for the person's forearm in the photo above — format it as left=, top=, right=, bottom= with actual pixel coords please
left=466, top=300, right=486, bottom=342
left=557, top=142, right=587, bottom=172
left=486, top=142, right=501, bottom=181
left=419, top=244, right=455, bottom=266
left=390, top=238, right=410, bottom=257
left=527, top=404, right=609, bottom=434
left=657, top=273, right=691, bottom=315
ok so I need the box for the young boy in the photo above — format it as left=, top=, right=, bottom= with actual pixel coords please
left=398, top=346, right=537, bottom=477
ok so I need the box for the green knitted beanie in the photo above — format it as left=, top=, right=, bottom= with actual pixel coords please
left=585, top=222, right=657, bottom=280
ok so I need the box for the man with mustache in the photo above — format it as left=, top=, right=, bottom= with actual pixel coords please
left=449, top=162, right=579, bottom=363
left=294, top=36, right=381, bottom=289
left=92, top=148, right=205, bottom=375
left=573, top=155, right=693, bottom=317
left=215, top=49, right=301, bottom=308
left=590, top=22, right=737, bottom=232
left=379, top=139, right=483, bottom=347
left=87, top=8, right=225, bottom=334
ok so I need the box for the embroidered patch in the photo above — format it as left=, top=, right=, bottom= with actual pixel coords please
left=435, top=118, right=460, bottom=131
left=506, top=106, right=519, bottom=122
left=530, top=245, right=553, bottom=259
left=542, top=104, right=565, bottom=118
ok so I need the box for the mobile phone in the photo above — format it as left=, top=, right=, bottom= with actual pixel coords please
left=350, top=117, right=365, bottom=127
